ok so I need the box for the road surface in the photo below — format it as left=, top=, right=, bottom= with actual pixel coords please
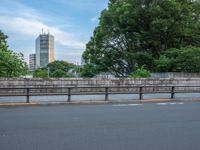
left=0, top=102, right=200, bottom=150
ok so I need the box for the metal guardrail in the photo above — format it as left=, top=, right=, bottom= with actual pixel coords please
left=0, top=85, right=200, bottom=103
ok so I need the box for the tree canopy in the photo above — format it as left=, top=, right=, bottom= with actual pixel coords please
left=83, top=0, right=200, bottom=77
left=33, top=68, right=48, bottom=78
left=156, top=46, right=200, bottom=72
left=33, top=60, right=75, bottom=78
left=47, top=60, right=74, bottom=73
left=0, top=30, right=28, bottom=77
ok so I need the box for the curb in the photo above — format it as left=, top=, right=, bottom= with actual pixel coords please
left=0, top=101, right=110, bottom=107
left=0, top=99, right=200, bottom=107
left=0, top=103, right=38, bottom=107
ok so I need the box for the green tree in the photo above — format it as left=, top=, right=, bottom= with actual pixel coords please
left=155, top=48, right=182, bottom=72
left=156, top=46, right=200, bottom=72
left=177, top=47, right=200, bottom=72
left=33, top=60, right=75, bottom=78
left=47, top=60, right=75, bottom=77
left=129, top=66, right=151, bottom=78
left=33, top=68, right=48, bottom=78
left=71, top=65, right=82, bottom=77
left=47, top=60, right=74, bottom=73
left=83, top=0, right=200, bottom=76
left=51, top=69, right=73, bottom=78
left=0, top=30, right=28, bottom=77
left=80, top=64, right=97, bottom=78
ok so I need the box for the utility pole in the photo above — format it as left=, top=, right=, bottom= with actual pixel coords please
left=47, top=67, right=50, bottom=78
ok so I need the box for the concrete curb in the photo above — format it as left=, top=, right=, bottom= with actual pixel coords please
left=0, top=98, right=200, bottom=107
left=0, top=101, right=110, bottom=107
left=192, top=98, right=200, bottom=101
left=0, top=102, right=38, bottom=107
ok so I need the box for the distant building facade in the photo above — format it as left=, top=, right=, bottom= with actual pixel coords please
left=36, top=33, right=54, bottom=68
left=29, top=53, right=36, bottom=71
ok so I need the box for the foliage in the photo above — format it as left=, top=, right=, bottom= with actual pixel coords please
left=33, top=60, right=75, bottom=78
left=33, top=68, right=48, bottom=78
left=47, top=60, right=74, bottom=73
left=80, top=64, right=98, bottom=78
left=0, top=30, right=28, bottom=77
left=70, top=65, right=82, bottom=77
left=156, top=46, right=200, bottom=72
left=129, top=66, right=151, bottom=78
left=83, top=0, right=200, bottom=76
left=51, top=69, right=73, bottom=78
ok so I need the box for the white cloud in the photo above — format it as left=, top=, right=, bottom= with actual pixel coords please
left=0, top=0, right=86, bottom=63
left=57, top=51, right=82, bottom=56
left=0, top=16, right=85, bottom=50
left=90, top=16, right=98, bottom=23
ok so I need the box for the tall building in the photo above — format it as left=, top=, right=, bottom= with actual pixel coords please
left=35, top=33, right=54, bottom=68
left=29, top=53, right=36, bottom=71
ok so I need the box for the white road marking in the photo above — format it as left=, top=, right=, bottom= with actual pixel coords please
left=112, top=104, right=128, bottom=107
left=169, top=103, right=177, bottom=105
left=113, top=104, right=143, bottom=107
left=177, top=102, right=184, bottom=105
left=156, top=102, right=184, bottom=105
left=156, top=103, right=168, bottom=105
left=127, top=104, right=143, bottom=106
left=113, top=102, right=184, bottom=107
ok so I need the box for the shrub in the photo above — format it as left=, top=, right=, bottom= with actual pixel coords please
left=129, top=66, right=151, bottom=78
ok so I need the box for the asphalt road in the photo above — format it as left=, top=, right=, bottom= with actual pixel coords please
left=0, top=102, right=200, bottom=150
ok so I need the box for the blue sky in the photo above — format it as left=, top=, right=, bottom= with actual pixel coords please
left=0, top=0, right=109, bottom=64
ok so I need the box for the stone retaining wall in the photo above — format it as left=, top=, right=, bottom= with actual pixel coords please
left=0, top=78, right=200, bottom=87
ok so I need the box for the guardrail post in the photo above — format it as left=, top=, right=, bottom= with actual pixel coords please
left=105, top=87, right=109, bottom=101
left=26, top=88, right=30, bottom=103
left=139, top=87, right=143, bottom=100
left=68, top=88, right=71, bottom=102
left=171, top=86, right=175, bottom=99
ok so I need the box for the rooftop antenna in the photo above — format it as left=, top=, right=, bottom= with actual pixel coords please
left=42, top=28, right=44, bottom=34
left=47, top=29, right=50, bottom=34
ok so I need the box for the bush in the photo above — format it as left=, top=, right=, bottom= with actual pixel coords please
left=33, top=68, right=48, bottom=78
left=51, top=69, right=73, bottom=78
left=129, top=66, right=151, bottom=78
left=155, top=46, right=200, bottom=73
left=80, top=64, right=97, bottom=78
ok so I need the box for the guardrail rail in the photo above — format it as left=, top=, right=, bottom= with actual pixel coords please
left=0, top=85, right=199, bottom=103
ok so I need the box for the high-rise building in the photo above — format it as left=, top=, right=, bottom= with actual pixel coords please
left=29, top=53, right=36, bottom=71
left=35, top=33, right=54, bottom=68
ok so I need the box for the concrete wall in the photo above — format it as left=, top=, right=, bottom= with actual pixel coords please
left=0, top=78, right=200, bottom=87
left=151, top=72, right=200, bottom=78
